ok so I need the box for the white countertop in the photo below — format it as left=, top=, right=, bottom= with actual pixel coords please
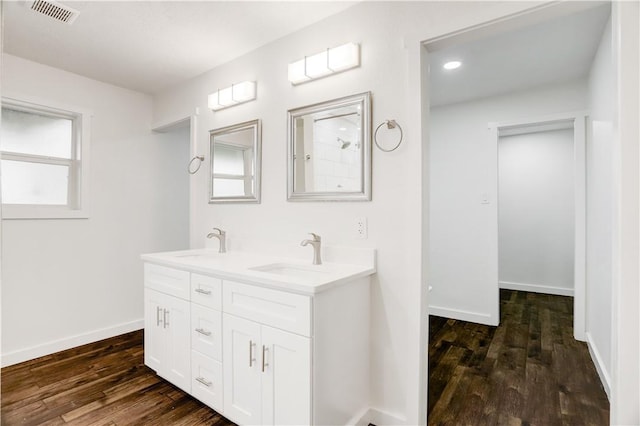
left=141, top=248, right=376, bottom=295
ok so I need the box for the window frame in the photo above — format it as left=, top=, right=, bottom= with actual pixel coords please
left=1, top=94, right=91, bottom=219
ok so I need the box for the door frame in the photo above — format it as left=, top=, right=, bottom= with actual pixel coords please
left=488, top=111, right=587, bottom=340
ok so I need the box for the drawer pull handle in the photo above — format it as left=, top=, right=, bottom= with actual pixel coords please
left=249, top=340, right=256, bottom=367
left=195, top=328, right=211, bottom=336
left=156, top=306, right=162, bottom=327
left=195, top=288, right=212, bottom=295
left=262, top=345, right=269, bottom=372
left=196, top=377, right=212, bottom=387
left=163, top=309, right=169, bottom=328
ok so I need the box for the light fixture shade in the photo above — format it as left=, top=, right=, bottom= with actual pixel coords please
left=288, top=60, right=309, bottom=85
left=305, top=50, right=331, bottom=78
left=208, top=81, right=257, bottom=111
left=328, top=42, right=359, bottom=72
left=288, top=42, right=360, bottom=85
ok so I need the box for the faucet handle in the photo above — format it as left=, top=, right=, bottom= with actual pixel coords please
left=212, top=227, right=226, bottom=235
left=308, top=232, right=321, bottom=241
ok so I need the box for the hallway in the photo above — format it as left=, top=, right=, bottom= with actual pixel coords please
left=428, top=290, right=609, bottom=425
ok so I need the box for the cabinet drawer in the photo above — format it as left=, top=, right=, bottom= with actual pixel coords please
left=223, top=281, right=311, bottom=336
left=191, top=304, right=222, bottom=361
left=144, top=264, right=190, bottom=300
left=191, top=350, right=223, bottom=412
left=191, top=273, right=222, bottom=310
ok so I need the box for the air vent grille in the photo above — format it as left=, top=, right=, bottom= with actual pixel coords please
left=31, top=0, right=79, bottom=24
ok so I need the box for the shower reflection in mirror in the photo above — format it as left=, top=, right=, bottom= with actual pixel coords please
left=288, top=92, right=371, bottom=201
left=209, top=119, right=261, bottom=203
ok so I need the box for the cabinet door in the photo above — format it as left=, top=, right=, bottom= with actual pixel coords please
left=223, top=314, right=262, bottom=425
left=144, top=288, right=166, bottom=373
left=163, top=294, right=191, bottom=393
left=261, top=326, right=311, bottom=426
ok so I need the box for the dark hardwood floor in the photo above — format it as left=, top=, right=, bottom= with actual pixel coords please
left=1, top=330, right=234, bottom=426
left=2, top=289, right=610, bottom=425
left=428, top=289, right=610, bottom=425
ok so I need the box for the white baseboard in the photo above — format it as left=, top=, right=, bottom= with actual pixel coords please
left=349, top=407, right=406, bottom=426
left=585, top=332, right=611, bottom=400
left=499, top=281, right=574, bottom=297
left=1, top=319, right=144, bottom=367
left=429, top=305, right=497, bottom=326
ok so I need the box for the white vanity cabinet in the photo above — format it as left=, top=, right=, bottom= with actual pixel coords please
left=143, top=264, right=191, bottom=393
left=142, top=251, right=373, bottom=426
left=189, top=273, right=224, bottom=412
left=222, top=282, right=312, bottom=425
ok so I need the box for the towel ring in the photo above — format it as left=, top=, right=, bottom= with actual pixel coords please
left=188, top=155, right=204, bottom=174
left=374, top=119, right=403, bottom=152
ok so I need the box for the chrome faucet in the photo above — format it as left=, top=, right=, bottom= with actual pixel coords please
left=207, top=228, right=227, bottom=253
left=301, top=233, right=322, bottom=265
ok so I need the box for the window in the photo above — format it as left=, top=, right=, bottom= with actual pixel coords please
left=1, top=97, right=90, bottom=219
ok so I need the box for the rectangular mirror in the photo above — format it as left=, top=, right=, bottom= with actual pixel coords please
left=209, top=119, right=261, bottom=203
left=287, top=92, right=371, bottom=201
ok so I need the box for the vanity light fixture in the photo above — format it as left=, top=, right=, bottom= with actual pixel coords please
left=443, top=60, right=462, bottom=70
left=208, top=81, right=257, bottom=111
left=288, top=42, right=360, bottom=85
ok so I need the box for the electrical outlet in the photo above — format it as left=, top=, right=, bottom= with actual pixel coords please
left=355, top=216, right=368, bottom=239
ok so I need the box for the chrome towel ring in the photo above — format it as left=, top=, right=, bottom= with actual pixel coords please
left=374, top=119, right=403, bottom=152
left=188, top=155, right=204, bottom=174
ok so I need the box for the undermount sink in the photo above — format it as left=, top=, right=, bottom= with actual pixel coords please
left=249, top=263, right=330, bottom=278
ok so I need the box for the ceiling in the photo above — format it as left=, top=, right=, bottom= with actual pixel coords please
left=3, top=1, right=357, bottom=94
left=428, top=4, right=611, bottom=107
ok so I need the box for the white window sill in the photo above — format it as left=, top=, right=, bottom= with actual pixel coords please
left=1, top=205, right=89, bottom=220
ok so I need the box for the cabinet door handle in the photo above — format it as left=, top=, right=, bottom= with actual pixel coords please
left=195, top=328, right=211, bottom=336
left=262, top=345, right=269, bottom=372
left=249, top=340, right=256, bottom=367
left=195, top=288, right=211, bottom=295
left=163, top=309, right=169, bottom=328
left=156, top=306, right=162, bottom=326
left=196, top=377, right=212, bottom=387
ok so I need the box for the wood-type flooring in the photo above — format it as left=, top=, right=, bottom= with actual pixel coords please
left=428, top=289, right=610, bottom=425
left=1, top=330, right=234, bottom=426
left=2, top=289, right=610, bottom=425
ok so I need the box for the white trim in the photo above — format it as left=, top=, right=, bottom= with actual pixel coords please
left=499, top=281, right=574, bottom=297
left=610, top=2, right=640, bottom=423
left=428, top=305, right=497, bottom=326
left=573, top=115, right=587, bottom=341
left=0, top=319, right=143, bottom=367
left=490, top=111, right=588, bottom=341
left=586, top=331, right=612, bottom=400
left=348, top=407, right=407, bottom=426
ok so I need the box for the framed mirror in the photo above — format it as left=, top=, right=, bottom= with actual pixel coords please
left=209, top=119, right=261, bottom=203
left=287, top=92, right=371, bottom=201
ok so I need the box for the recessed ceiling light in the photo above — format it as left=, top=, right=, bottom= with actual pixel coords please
left=443, top=61, right=462, bottom=70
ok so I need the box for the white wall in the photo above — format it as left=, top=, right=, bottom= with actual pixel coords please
left=429, top=80, right=588, bottom=325
left=0, top=54, right=190, bottom=366
left=152, top=2, right=545, bottom=423
left=498, top=128, right=575, bottom=296
left=586, top=15, right=613, bottom=397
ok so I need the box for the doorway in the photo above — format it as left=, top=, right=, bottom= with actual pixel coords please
left=492, top=115, right=587, bottom=338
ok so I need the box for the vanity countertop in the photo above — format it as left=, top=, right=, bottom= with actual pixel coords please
left=141, top=248, right=376, bottom=295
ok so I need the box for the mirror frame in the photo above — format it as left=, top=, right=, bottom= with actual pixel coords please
left=287, top=91, right=371, bottom=201
left=209, top=119, right=262, bottom=204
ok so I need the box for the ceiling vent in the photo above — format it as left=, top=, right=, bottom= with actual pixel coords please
left=30, top=0, right=79, bottom=24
